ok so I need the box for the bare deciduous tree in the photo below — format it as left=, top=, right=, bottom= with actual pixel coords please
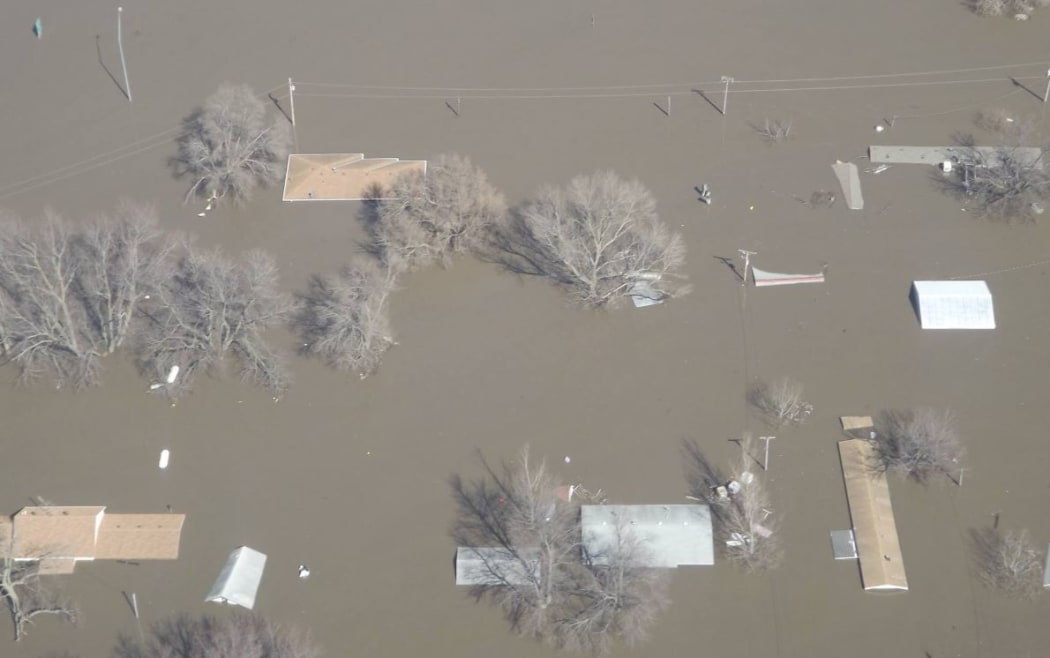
left=137, top=247, right=292, bottom=397
left=0, top=213, right=98, bottom=388
left=968, top=0, right=1049, bottom=16
left=1, top=555, right=78, bottom=641
left=942, top=139, right=1049, bottom=221
left=970, top=527, right=1042, bottom=600
left=296, top=260, right=398, bottom=377
left=748, top=377, right=812, bottom=428
left=451, top=448, right=670, bottom=654
left=114, top=611, right=321, bottom=658
left=73, top=201, right=174, bottom=355
left=872, top=408, right=965, bottom=483
left=683, top=438, right=783, bottom=573
left=752, top=118, right=793, bottom=145
left=171, top=84, right=291, bottom=205
left=367, top=154, right=506, bottom=273
left=511, top=171, right=689, bottom=307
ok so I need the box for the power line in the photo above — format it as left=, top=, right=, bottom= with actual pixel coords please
left=291, top=59, right=1050, bottom=93
left=294, top=75, right=1043, bottom=102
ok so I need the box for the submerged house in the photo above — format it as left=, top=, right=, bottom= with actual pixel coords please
left=581, top=504, right=714, bottom=568
left=0, top=506, right=185, bottom=574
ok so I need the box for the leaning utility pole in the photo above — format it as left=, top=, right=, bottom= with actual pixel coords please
left=117, top=7, right=132, bottom=102
left=737, top=249, right=757, bottom=287
left=720, top=76, right=734, bottom=116
left=759, top=436, right=776, bottom=471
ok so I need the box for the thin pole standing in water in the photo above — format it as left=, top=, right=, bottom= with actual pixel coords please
left=118, top=7, right=132, bottom=102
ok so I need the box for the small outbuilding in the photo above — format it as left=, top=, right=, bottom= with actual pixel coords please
left=911, top=280, right=995, bottom=330
left=581, top=504, right=713, bottom=568
left=455, top=546, right=540, bottom=586
left=205, top=546, right=267, bottom=610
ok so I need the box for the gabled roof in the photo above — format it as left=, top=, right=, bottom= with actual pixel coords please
left=95, top=514, right=186, bottom=560
left=10, top=506, right=105, bottom=560
left=206, top=546, right=267, bottom=610
left=581, top=504, right=714, bottom=568
left=838, top=439, right=908, bottom=591
left=455, top=546, right=540, bottom=586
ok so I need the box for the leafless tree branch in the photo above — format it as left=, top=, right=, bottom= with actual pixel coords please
left=137, top=246, right=292, bottom=398
left=451, top=447, right=670, bottom=654
left=0, top=212, right=99, bottom=388
left=114, top=611, right=322, bottom=658
left=872, top=408, right=965, bottom=484
left=73, top=201, right=175, bottom=355
left=1, top=557, right=78, bottom=642
left=970, top=527, right=1042, bottom=600
left=682, top=438, right=784, bottom=573
left=748, top=377, right=813, bottom=428
left=295, top=260, right=398, bottom=377
left=365, top=154, right=506, bottom=273
left=940, top=139, right=1050, bottom=221
left=505, top=171, right=689, bottom=307
left=171, top=84, right=291, bottom=205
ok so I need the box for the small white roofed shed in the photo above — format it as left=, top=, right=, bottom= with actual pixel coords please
left=581, top=505, right=713, bottom=568
left=911, top=280, right=995, bottom=330
left=455, top=546, right=540, bottom=586
left=205, top=546, right=267, bottom=610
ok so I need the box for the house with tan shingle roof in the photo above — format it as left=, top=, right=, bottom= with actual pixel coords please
left=0, top=506, right=185, bottom=574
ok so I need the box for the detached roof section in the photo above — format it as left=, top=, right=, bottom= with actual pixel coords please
left=911, top=280, right=995, bottom=330
left=455, top=547, right=540, bottom=586
left=283, top=153, right=427, bottom=201
left=206, top=546, right=267, bottom=610
left=581, top=504, right=713, bottom=568
left=870, top=145, right=1044, bottom=168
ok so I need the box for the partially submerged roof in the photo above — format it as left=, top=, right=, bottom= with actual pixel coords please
left=911, top=280, right=995, bottom=330
left=282, top=153, right=427, bottom=201
left=840, top=416, right=875, bottom=439
left=581, top=504, right=713, bottom=568
left=455, top=546, right=540, bottom=586
left=95, top=514, right=186, bottom=560
left=870, top=145, right=1043, bottom=168
left=10, top=506, right=105, bottom=560
left=838, top=439, right=908, bottom=591
left=831, top=161, right=864, bottom=210
left=206, top=546, right=267, bottom=610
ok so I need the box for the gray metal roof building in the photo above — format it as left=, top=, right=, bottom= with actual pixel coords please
left=581, top=504, right=714, bottom=568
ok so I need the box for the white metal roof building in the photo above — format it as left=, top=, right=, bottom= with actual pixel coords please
left=205, top=546, right=267, bottom=610
left=581, top=504, right=713, bottom=568
left=911, top=280, right=995, bottom=330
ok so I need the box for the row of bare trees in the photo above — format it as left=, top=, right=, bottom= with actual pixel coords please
left=169, top=85, right=689, bottom=379
left=0, top=204, right=291, bottom=396
left=296, top=158, right=691, bottom=378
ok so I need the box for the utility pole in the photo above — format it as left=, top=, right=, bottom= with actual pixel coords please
left=737, top=249, right=757, bottom=287
left=720, top=76, right=734, bottom=116
left=288, top=78, right=296, bottom=126
left=1043, top=68, right=1050, bottom=103
left=759, top=436, right=775, bottom=471
left=117, top=7, right=131, bottom=102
